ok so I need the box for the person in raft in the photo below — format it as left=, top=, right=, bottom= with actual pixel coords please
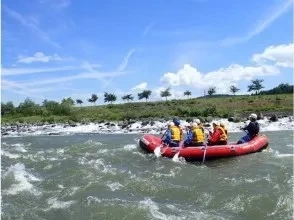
left=237, top=113, right=260, bottom=144
left=194, top=118, right=205, bottom=133
left=207, top=121, right=228, bottom=146
left=162, top=122, right=181, bottom=147
left=183, top=122, right=205, bottom=147
left=220, top=122, right=228, bottom=135
left=173, top=117, right=183, bottom=140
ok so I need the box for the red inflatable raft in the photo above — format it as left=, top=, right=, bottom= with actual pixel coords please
left=139, top=134, right=269, bottom=161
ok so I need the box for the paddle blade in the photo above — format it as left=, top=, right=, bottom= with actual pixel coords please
left=172, top=152, right=180, bottom=162
left=154, top=146, right=162, bottom=157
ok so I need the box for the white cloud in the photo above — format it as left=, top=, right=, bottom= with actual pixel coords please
left=160, top=63, right=280, bottom=94
left=17, top=52, right=62, bottom=64
left=131, top=82, right=148, bottom=91
left=221, top=0, right=293, bottom=46
left=252, top=43, right=294, bottom=68
left=141, top=22, right=155, bottom=37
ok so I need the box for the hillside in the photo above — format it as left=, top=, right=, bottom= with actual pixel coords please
left=1, top=93, right=293, bottom=124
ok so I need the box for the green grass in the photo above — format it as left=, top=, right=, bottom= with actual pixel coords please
left=2, top=94, right=293, bottom=124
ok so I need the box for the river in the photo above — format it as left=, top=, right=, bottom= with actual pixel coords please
left=1, top=131, right=293, bottom=220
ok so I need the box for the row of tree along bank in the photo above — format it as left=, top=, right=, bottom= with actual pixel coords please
left=1, top=83, right=293, bottom=124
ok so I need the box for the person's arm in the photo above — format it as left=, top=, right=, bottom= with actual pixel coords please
left=164, top=130, right=171, bottom=143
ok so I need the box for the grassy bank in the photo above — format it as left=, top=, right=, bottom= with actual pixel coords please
left=1, top=94, right=293, bottom=125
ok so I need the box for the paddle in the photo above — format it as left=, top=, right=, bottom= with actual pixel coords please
left=154, top=130, right=168, bottom=157
left=202, top=132, right=210, bottom=164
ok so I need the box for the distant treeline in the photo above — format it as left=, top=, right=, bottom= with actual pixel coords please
left=259, top=83, right=293, bottom=95
left=1, top=82, right=293, bottom=122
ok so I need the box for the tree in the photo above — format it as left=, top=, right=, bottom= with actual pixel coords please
left=88, top=94, right=98, bottom=105
left=18, top=98, right=41, bottom=116
left=1, top=101, right=15, bottom=116
left=138, top=90, right=152, bottom=102
left=122, top=94, right=134, bottom=102
left=104, top=92, right=117, bottom=104
left=61, top=97, right=75, bottom=106
left=76, top=99, right=83, bottom=105
left=207, top=87, right=216, bottom=97
left=230, top=85, right=240, bottom=95
left=160, top=88, right=171, bottom=101
left=248, top=79, right=264, bottom=95
left=184, top=90, right=192, bottom=99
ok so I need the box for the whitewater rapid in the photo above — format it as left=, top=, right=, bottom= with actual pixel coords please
left=1, top=116, right=293, bottom=137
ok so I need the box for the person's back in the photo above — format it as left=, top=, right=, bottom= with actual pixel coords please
left=191, top=123, right=204, bottom=146
left=170, top=125, right=181, bottom=146
left=173, top=118, right=183, bottom=140
left=208, top=121, right=227, bottom=145
left=220, top=122, right=228, bottom=135
left=237, top=113, right=259, bottom=144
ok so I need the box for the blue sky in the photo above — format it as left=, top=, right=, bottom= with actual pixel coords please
left=1, top=0, right=293, bottom=105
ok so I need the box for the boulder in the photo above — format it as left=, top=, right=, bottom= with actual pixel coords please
left=269, top=114, right=278, bottom=122
left=141, top=121, right=149, bottom=126
left=257, top=112, right=264, bottom=120
left=228, top=117, right=234, bottom=122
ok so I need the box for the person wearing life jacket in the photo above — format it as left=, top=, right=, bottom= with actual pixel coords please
left=173, top=117, right=183, bottom=140
left=195, top=118, right=205, bottom=134
left=184, top=122, right=205, bottom=147
left=237, top=113, right=260, bottom=144
left=220, top=122, right=228, bottom=135
left=162, top=122, right=181, bottom=147
left=207, top=121, right=228, bottom=146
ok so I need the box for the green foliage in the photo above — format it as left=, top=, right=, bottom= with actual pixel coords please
left=1, top=101, right=15, bottom=115
left=138, top=90, right=152, bottom=102
left=122, top=94, right=133, bottom=102
left=207, top=87, right=216, bottom=97
left=160, top=88, right=171, bottom=101
left=88, top=94, right=98, bottom=105
left=104, top=92, right=117, bottom=104
left=184, top=90, right=192, bottom=98
left=248, top=79, right=264, bottom=94
left=230, top=85, right=240, bottom=95
left=260, top=83, right=293, bottom=95
left=61, top=97, right=75, bottom=106
left=76, top=99, right=83, bottom=105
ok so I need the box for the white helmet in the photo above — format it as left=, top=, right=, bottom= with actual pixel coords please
left=192, top=122, right=198, bottom=128
left=249, top=113, right=257, bottom=119
left=212, top=121, right=220, bottom=126
left=168, top=122, right=175, bottom=126
left=194, top=119, right=201, bottom=124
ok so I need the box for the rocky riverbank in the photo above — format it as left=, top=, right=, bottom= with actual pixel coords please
left=1, top=115, right=293, bottom=137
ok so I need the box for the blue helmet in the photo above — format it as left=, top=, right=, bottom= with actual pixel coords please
left=173, top=118, right=180, bottom=126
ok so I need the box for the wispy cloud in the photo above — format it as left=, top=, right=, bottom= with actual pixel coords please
left=101, top=48, right=136, bottom=89
left=141, top=22, right=155, bottom=37
left=3, top=5, right=61, bottom=48
left=221, top=0, right=293, bottom=46
left=39, top=0, right=70, bottom=9
left=2, top=66, right=76, bottom=76
left=17, top=52, right=62, bottom=64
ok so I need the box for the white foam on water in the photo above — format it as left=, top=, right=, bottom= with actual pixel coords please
left=106, top=182, right=123, bottom=191
left=78, top=158, right=117, bottom=175
left=84, top=140, right=103, bottom=146
left=43, top=164, right=53, bottom=170
left=44, top=197, right=76, bottom=211
left=267, top=195, right=293, bottom=218
left=58, top=184, right=65, bottom=189
left=139, top=198, right=181, bottom=220
left=123, top=144, right=137, bottom=151
left=1, top=149, right=21, bottom=159
left=151, top=167, right=182, bottom=179
left=274, top=150, right=294, bottom=158
left=68, top=187, right=80, bottom=196
left=86, top=196, right=102, bottom=205
left=224, top=195, right=245, bottom=213
left=56, top=148, right=65, bottom=154
left=3, top=117, right=293, bottom=137
left=2, top=163, right=41, bottom=195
